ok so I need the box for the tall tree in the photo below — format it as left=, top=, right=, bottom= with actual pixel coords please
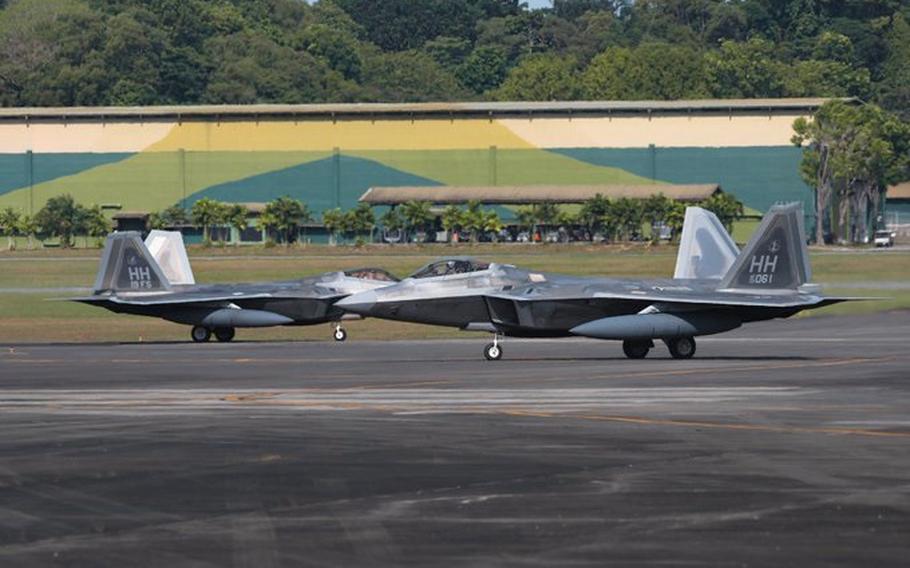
left=582, top=43, right=706, bottom=100
left=35, top=194, right=82, bottom=247
left=792, top=101, right=910, bottom=244
left=492, top=54, right=579, bottom=101
left=704, top=37, right=784, bottom=98
left=879, top=12, right=910, bottom=119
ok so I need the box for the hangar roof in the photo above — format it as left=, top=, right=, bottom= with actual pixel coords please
left=0, top=99, right=847, bottom=123
left=359, top=184, right=721, bottom=205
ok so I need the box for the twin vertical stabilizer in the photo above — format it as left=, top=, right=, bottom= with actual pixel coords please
left=673, top=207, right=740, bottom=280
left=719, top=203, right=811, bottom=291
left=93, top=232, right=173, bottom=293
left=145, top=230, right=195, bottom=285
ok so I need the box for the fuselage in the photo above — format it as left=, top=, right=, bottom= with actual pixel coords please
left=337, top=261, right=823, bottom=338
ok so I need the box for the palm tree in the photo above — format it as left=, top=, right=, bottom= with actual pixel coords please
left=256, top=211, right=278, bottom=245
left=321, top=208, right=346, bottom=245
left=461, top=200, right=485, bottom=243
left=482, top=210, right=503, bottom=242
left=399, top=200, right=433, bottom=242
left=17, top=214, right=38, bottom=250
left=699, top=193, right=744, bottom=233
left=612, top=197, right=644, bottom=241
left=665, top=201, right=686, bottom=242
left=441, top=205, right=463, bottom=243
left=578, top=193, right=611, bottom=240
left=225, top=204, right=248, bottom=245
left=379, top=207, right=404, bottom=243
left=78, top=205, right=111, bottom=247
left=600, top=201, right=620, bottom=242
left=264, top=196, right=311, bottom=246
left=191, top=198, right=225, bottom=245
left=642, top=194, right=672, bottom=243
left=516, top=206, right=536, bottom=234
left=149, top=204, right=191, bottom=230
left=348, top=203, right=375, bottom=243
left=0, top=207, right=21, bottom=250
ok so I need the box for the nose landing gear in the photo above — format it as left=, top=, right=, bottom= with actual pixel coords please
left=332, top=324, right=347, bottom=342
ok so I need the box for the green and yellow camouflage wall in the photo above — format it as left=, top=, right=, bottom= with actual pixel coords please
left=0, top=102, right=820, bottom=217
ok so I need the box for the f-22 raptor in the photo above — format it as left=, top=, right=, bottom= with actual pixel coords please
left=71, top=231, right=397, bottom=342
left=337, top=203, right=860, bottom=360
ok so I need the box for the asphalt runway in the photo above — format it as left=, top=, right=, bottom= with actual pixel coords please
left=1, top=312, right=909, bottom=567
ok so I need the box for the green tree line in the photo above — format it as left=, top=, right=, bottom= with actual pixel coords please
left=0, top=194, right=109, bottom=249
left=146, top=192, right=743, bottom=247
left=0, top=0, right=907, bottom=116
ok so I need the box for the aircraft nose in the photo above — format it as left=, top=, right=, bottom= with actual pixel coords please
left=336, top=290, right=378, bottom=314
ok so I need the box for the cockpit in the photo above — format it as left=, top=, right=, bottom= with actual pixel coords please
left=409, top=259, right=491, bottom=279
left=343, top=268, right=399, bottom=282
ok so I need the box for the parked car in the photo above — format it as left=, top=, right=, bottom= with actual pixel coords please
left=873, top=230, right=896, bottom=248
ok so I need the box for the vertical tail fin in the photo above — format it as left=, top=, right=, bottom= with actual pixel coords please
left=144, top=230, right=195, bottom=285
left=719, top=203, right=811, bottom=291
left=673, top=207, right=740, bottom=280
left=93, top=232, right=171, bottom=293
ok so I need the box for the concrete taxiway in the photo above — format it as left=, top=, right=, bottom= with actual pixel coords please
left=1, top=312, right=909, bottom=566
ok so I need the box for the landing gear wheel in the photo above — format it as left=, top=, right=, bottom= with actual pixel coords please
left=333, top=326, right=347, bottom=342
left=622, top=340, right=651, bottom=359
left=667, top=336, right=696, bottom=359
left=483, top=342, right=503, bottom=361
left=214, top=327, right=235, bottom=342
left=191, top=326, right=211, bottom=343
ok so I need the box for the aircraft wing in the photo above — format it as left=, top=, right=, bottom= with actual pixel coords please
left=485, top=285, right=865, bottom=309
left=70, top=287, right=346, bottom=307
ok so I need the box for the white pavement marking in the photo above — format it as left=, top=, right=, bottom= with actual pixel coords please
left=0, top=386, right=810, bottom=415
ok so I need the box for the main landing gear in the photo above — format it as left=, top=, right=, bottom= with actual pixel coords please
left=483, top=333, right=503, bottom=361
left=214, top=327, right=235, bottom=343
left=191, top=326, right=236, bottom=343
left=621, top=337, right=696, bottom=360
left=332, top=323, right=348, bottom=342
left=622, top=339, right=652, bottom=359
left=191, top=326, right=211, bottom=343
left=665, top=336, right=696, bottom=359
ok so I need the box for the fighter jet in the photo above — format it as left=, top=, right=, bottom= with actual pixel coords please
left=337, top=203, right=859, bottom=360
left=70, top=231, right=397, bottom=342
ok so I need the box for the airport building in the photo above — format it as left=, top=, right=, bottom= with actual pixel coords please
left=0, top=98, right=857, bottom=238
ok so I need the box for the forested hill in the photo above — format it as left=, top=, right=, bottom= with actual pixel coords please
left=0, top=0, right=907, bottom=116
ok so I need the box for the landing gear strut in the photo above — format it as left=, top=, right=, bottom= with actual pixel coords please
left=332, top=323, right=347, bottom=342
left=622, top=339, right=652, bottom=359
left=483, top=333, right=503, bottom=361
left=665, top=336, right=696, bottom=359
left=191, top=326, right=211, bottom=343
left=214, top=327, right=235, bottom=342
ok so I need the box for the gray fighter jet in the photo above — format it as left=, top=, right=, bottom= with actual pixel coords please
left=337, top=203, right=859, bottom=360
left=71, top=231, right=398, bottom=342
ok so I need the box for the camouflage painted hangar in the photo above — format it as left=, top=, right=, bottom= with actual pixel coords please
left=0, top=99, right=833, bottom=224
